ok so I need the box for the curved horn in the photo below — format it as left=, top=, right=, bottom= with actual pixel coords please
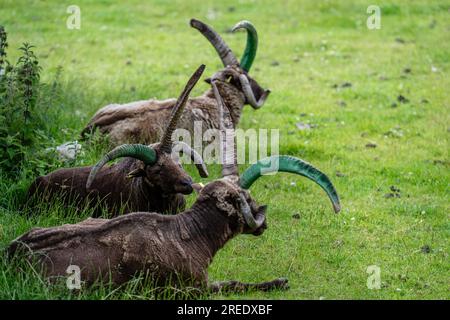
left=239, top=74, right=271, bottom=109
left=239, top=155, right=341, bottom=213
left=238, top=193, right=265, bottom=230
left=173, top=141, right=209, bottom=178
left=211, top=80, right=238, bottom=177
left=86, top=144, right=156, bottom=190
left=190, top=19, right=239, bottom=67
left=232, top=20, right=258, bottom=72
left=160, top=64, right=205, bottom=152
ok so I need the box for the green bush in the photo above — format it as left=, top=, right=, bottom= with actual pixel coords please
left=0, top=26, right=61, bottom=179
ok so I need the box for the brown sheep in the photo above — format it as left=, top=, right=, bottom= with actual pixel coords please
left=8, top=80, right=341, bottom=294
left=80, top=19, right=271, bottom=146
left=27, top=65, right=208, bottom=217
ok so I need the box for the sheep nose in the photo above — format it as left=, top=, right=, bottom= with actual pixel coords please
left=180, top=178, right=193, bottom=186
left=179, top=179, right=193, bottom=194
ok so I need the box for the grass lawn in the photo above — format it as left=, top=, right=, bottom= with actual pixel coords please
left=0, top=0, right=448, bottom=299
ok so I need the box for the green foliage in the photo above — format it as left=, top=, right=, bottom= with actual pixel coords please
left=0, top=28, right=61, bottom=179
left=0, top=26, right=7, bottom=68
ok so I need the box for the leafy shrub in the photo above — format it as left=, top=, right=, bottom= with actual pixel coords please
left=0, top=26, right=62, bottom=179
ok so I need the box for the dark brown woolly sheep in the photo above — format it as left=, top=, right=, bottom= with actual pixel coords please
left=8, top=80, right=341, bottom=294
left=27, top=65, right=208, bottom=217
left=81, top=19, right=270, bottom=146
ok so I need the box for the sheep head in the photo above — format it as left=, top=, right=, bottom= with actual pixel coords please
left=203, top=68, right=342, bottom=236
left=86, top=65, right=209, bottom=195
left=122, top=144, right=192, bottom=194
left=196, top=178, right=268, bottom=237
left=191, top=19, right=270, bottom=109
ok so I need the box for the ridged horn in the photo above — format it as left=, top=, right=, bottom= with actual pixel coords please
left=239, top=74, right=271, bottom=109
left=239, top=155, right=341, bottom=213
left=238, top=193, right=265, bottom=230
left=172, top=141, right=209, bottom=178
left=211, top=80, right=238, bottom=177
left=232, top=20, right=258, bottom=72
left=86, top=144, right=156, bottom=190
left=190, top=19, right=239, bottom=67
left=160, top=64, right=205, bottom=152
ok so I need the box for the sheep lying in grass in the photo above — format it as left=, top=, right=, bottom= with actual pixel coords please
left=81, top=19, right=270, bottom=146
left=27, top=65, right=208, bottom=217
left=8, top=79, right=340, bottom=294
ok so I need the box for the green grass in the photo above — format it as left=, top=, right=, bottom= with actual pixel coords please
left=0, top=0, right=449, bottom=299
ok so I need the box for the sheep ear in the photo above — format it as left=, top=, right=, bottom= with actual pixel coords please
left=127, top=168, right=145, bottom=179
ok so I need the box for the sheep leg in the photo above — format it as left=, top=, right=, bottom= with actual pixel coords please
left=209, top=277, right=288, bottom=294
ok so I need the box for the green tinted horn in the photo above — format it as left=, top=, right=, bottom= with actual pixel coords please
left=240, top=155, right=341, bottom=213
left=232, top=20, right=258, bottom=72
left=86, top=144, right=156, bottom=190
